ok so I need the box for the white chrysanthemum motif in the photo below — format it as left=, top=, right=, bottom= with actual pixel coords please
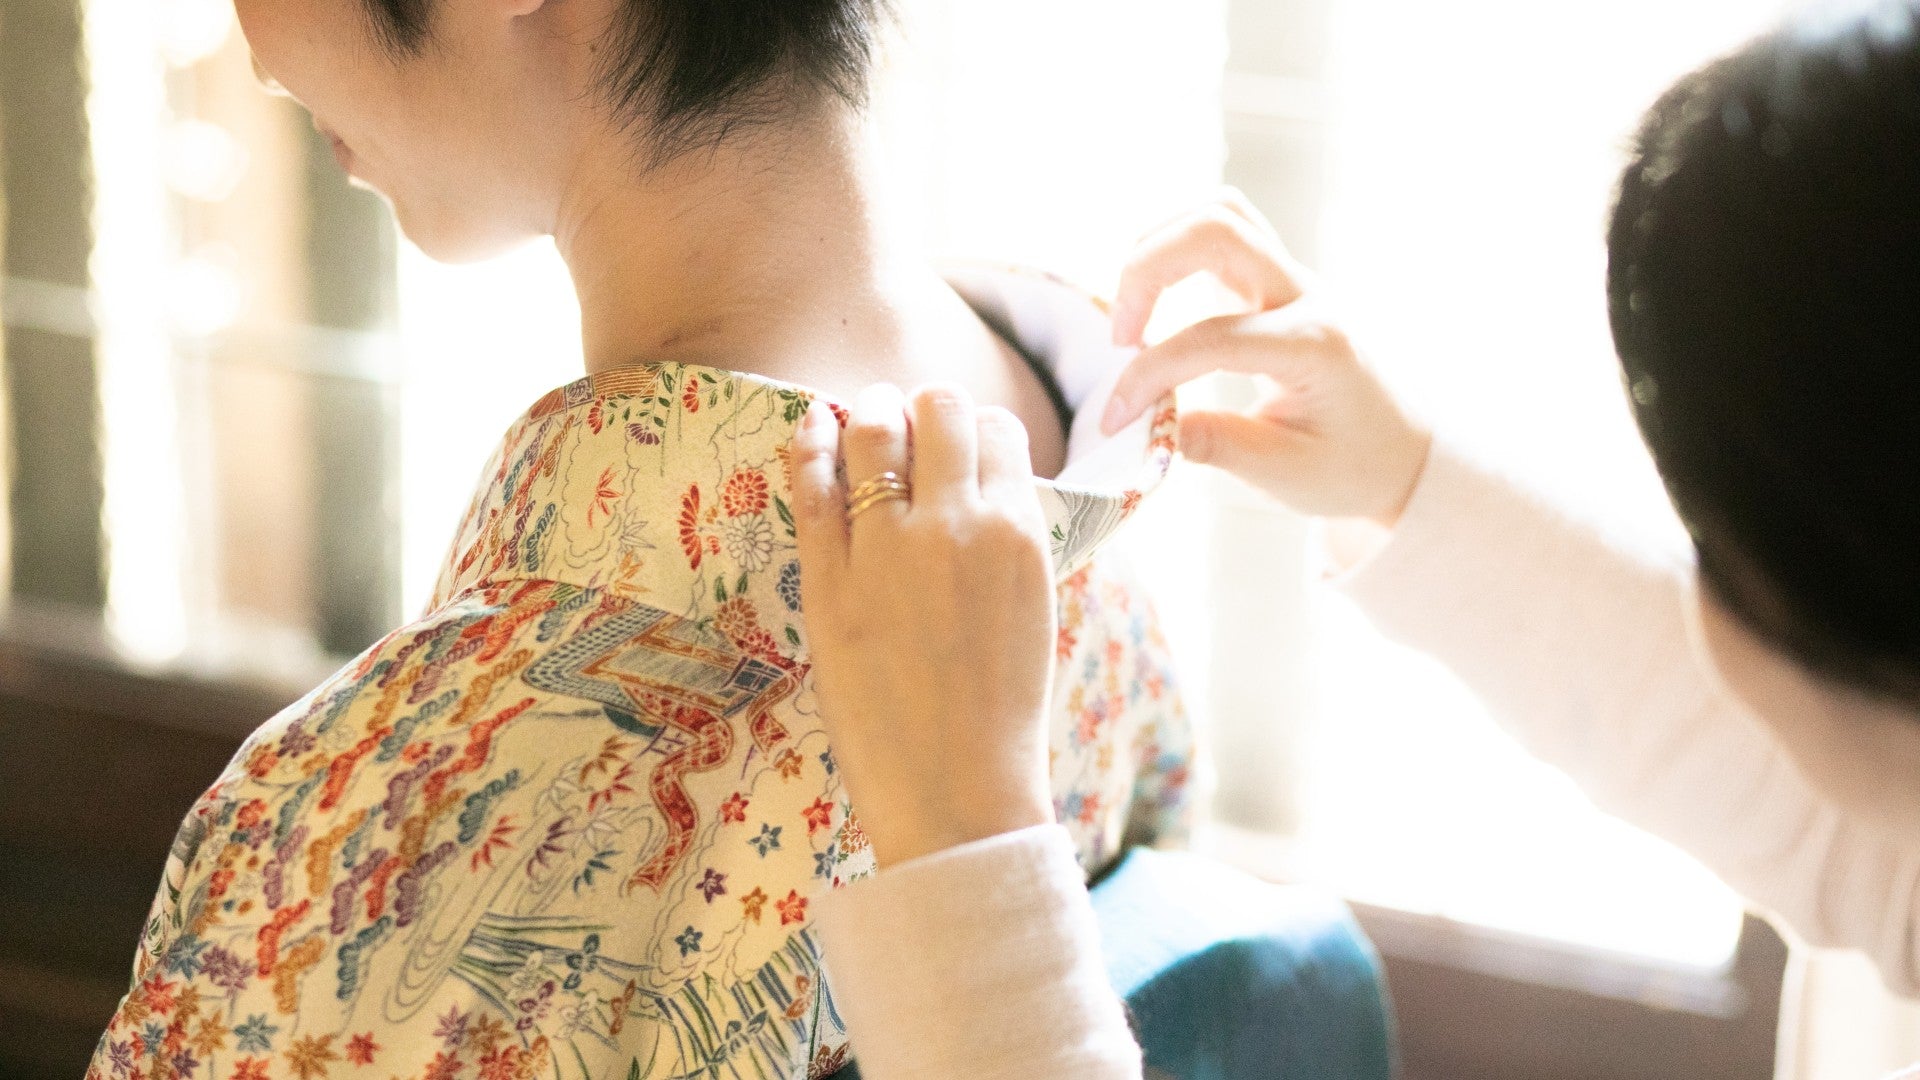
left=724, top=515, right=775, bottom=573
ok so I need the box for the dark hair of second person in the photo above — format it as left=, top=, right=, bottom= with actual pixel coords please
left=1607, top=0, right=1920, bottom=709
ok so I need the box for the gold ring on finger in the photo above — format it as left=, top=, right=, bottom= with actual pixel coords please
left=846, top=472, right=911, bottom=520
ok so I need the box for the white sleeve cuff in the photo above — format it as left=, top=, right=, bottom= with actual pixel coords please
left=814, top=824, right=1144, bottom=1080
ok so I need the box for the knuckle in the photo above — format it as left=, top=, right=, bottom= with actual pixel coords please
left=976, top=406, right=1029, bottom=443
left=791, top=436, right=834, bottom=472
left=1186, top=314, right=1231, bottom=351
left=1303, top=319, right=1352, bottom=355
left=913, top=383, right=973, bottom=415
left=794, top=485, right=837, bottom=525
left=1193, top=207, right=1244, bottom=247
left=981, top=507, right=1042, bottom=550
left=844, top=414, right=900, bottom=451
left=912, top=522, right=961, bottom=562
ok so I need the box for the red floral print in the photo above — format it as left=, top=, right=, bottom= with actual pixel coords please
left=677, top=485, right=704, bottom=569
left=721, top=468, right=771, bottom=518
left=1055, top=623, right=1079, bottom=663
left=714, top=597, right=761, bottom=647
left=801, top=798, right=833, bottom=836
left=808, top=1045, right=852, bottom=1080
left=776, top=890, right=808, bottom=926
left=586, top=467, right=621, bottom=527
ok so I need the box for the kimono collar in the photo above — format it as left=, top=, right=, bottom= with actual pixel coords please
left=438, top=268, right=1176, bottom=608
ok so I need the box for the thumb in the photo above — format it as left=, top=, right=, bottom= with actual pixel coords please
left=1179, top=410, right=1306, bottom=495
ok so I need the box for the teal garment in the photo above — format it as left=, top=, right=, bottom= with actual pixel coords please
left=830, top=848, right=1396, bottom=1080
left=1093, top=848, right=1396, bottom=1080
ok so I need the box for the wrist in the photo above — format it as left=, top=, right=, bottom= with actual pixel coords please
left=867, top=791, right=1055, bottom=869
left=1369, top=426, right=1433, bottom=529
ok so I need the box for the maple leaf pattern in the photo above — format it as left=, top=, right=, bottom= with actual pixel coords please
left=86, top=343, right=1192, bottom=1080
left=284, top=1034, right=338, bottom=1080
left=344, top=1032, right=379, bottom=1066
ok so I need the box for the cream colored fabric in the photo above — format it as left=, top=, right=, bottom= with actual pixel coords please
left=815, top=825, right=1142, bottom=1080
left=1788, top=949, right=1920, bottom=1080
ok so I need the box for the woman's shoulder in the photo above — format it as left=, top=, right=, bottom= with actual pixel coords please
left=432, top=362, right=818, bottom=609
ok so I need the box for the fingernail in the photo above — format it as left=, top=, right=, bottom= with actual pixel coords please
left=1100, top=392, right=1130, bottom=435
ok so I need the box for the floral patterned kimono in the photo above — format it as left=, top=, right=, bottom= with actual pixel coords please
left=88, top=268, right=1193, bottom=1080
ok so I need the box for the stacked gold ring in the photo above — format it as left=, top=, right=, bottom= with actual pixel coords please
left=847, top=471, right=912, bottom=520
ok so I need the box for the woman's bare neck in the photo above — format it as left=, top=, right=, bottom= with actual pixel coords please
left=552, top=112, right=1067, bottom=476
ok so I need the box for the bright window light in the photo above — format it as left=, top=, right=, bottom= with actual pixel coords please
left=86, top=0, right=191, bottom=663
left=1296, top=0, right=1802, bottom=967
left=397, top=240, right=582, bottom=617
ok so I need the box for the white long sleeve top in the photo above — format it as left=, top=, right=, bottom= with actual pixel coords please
left=812, top=435, right=1920, bottom=1080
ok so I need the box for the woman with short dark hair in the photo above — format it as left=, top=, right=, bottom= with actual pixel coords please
left=87, top=2, right=1199, bottom=1078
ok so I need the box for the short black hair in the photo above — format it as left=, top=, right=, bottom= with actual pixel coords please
left=362, top=0, right=889, bottom=164
left=1607, top=0, right=1920, bottom=706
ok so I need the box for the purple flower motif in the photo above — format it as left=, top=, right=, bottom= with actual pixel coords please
left=697, top=869, right=727, bottom=901
left=395, top=840, right=458, bottom=928
left=107, top=1039, right=133, bottom=1075
left=199, top=946, right=254, bottom=993
left=433, top=1004, right=470, bottom=1048
left=169, top=1049, right=200, bottom=1078
left=277, top=725, right=316, bottom=758
left=261, top=824, right=307, bottom=911
left=674, top=926, right=703, bottom=957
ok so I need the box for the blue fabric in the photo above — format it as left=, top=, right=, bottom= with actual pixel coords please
left=830, top=848, right=1395, bottom=1079
left=1091, top=848, right=1395, bottom=1080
